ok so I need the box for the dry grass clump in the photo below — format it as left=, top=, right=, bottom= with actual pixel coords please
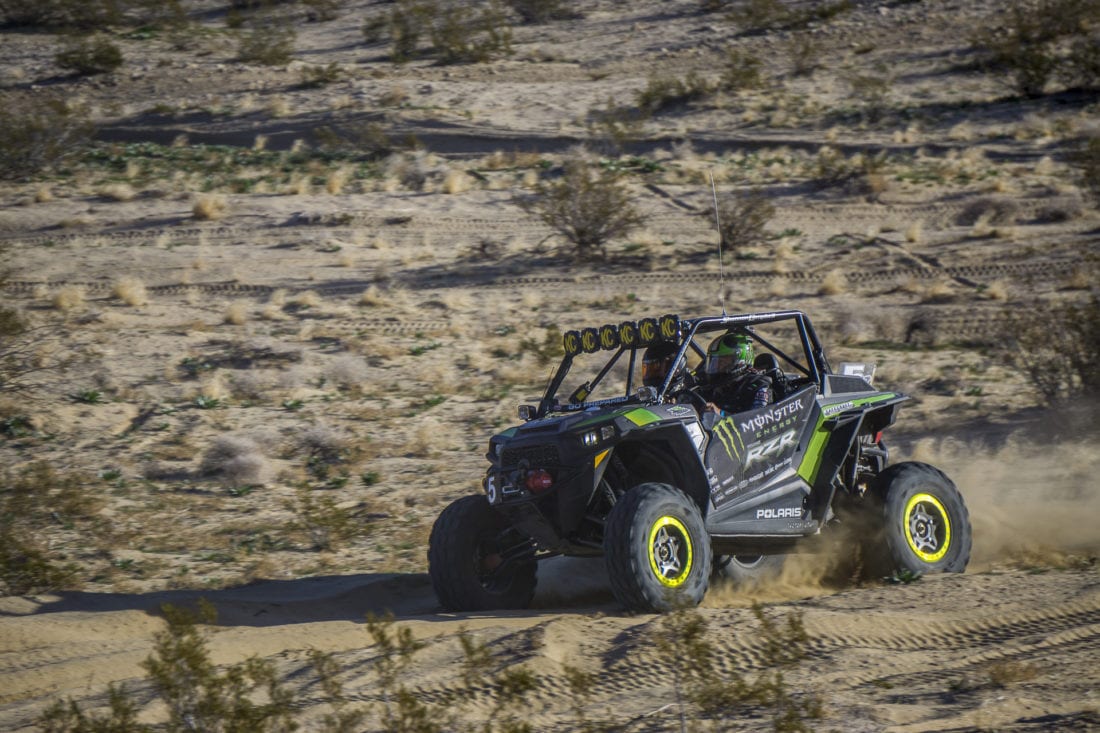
left=819, top=269, right=847, bottom=296
left=199, top=434, right=271, bottom=486
left=112, top=277, right=148, bottom=306
left=293, top=290, right=322, bottom=309
left=99, top=183, right=136, bottom=201
left=325, top=354, right=369, bottom=389
left=359, top=285, right=388, bottom=307
left=325, top=167, right=350, bottom=194
left=53, top=285, right=86, bottom=311
left=985, top=280, right=1009, bottom=301
left=224, top=301, right=249, bottom=325
left=904, top=221, right=923, bottom=244
left=34, top=186, right=53, bottom=203
left=442, top=169, right=473, bottom=194
left=193, top=194, right=228, bottom=220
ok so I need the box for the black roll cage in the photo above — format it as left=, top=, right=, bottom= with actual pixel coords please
left=538, top=311, right=830, bottom=417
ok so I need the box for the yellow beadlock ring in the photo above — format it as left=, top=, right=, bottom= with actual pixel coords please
left=904, top=492, right=951, bottom=563
left=647, top=515, right=693, bottom=587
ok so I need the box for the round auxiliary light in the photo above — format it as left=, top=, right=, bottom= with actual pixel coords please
left=619, top=321, right=639, bottom=347
left=581, top=327, right=600, bottom=353
left=599, top=324, right=620, bottom=350
left=638, top=318, right=658, bottom=345
left=563, top=330, right=582, bottom=356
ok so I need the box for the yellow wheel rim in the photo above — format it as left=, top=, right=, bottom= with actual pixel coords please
left=904, top=493, right=951, bottom=563
left=648, top=516, right=693, bottom=587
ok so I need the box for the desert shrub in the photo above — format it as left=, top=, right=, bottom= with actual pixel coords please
left=1002, top=296, right=1100, bottom=404
left=786, top=32, right=823, bottom=76
left=955, top=196, right=1019, bottom=226
left=427, top=0, right=512, bottom=65
left=845, top=70, right=893, bottom=122
left=314, top=120, right=417, bottom=159
left=55, top=35, right=123, bottom=76
left=387, top=0, right=512, bottom=65
left=0, top=0, right=121, bottom=28
left=0, top=463, right=96, bottom=595
left=971, top=0, right=1100, bottom=97
left=654, top=603, right=822, bottom=731
left=298, top=61, right=343, bottom=88
left=0, top=529, right=80, bottom=595
left=721, top=48, right=763, bottom=92
left=518, top=158, right=647, bottom=260
left=237, top=18, right=295, bottom=65
left=288, top=486, right=360, bottom=550
left=302, top=0, right=341, bottom=22
left=713, top=188, right=776, bottom=258
left=727, top=0, right=852, bottom=34
left=458, top=628, right=538, bottom=732
left=143, top=600, right=297, bottom=733
left=505, top=0, right=579, bottom=23
left=1069, top=134, right=1100, bottom=203
left=40, top=683, right=149, bottom=732
left=585, top=97, right=647, bottom=153
left=0, top=95, right=93, bottom=179
left=200, top=434, right=270, bottom=486
left=636, top=72, right=714, bottom=116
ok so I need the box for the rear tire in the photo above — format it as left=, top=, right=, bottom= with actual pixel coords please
left=428, top=495, right=537, bottom=611
left=604, top=483, right=711, bottom=613
left=713, top=554, right=786, bottom=586
left=871, top=462, right=972, bottom=575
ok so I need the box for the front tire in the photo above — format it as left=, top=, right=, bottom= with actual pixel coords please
left=604, top=483, right=711, bottom=613
left=872, top=462, right=972, bottom=575
left=428, top=495, right=537, bottom=612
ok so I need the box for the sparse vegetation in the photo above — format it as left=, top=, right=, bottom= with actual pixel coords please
left=237, top=13, right=296, bottom=65
left=655, top=602, right=822, bottom=732
left=0, top=95, right=93, bottom=179
left=386, top=0, right=513, bottom=65
left=55, top=34, right=123, bottom=76
left=518, top=158, right=647, bottom=260
left=505, top=0, right=578, bottom=23
left=713, top=188, right=776, bottom=258
left=971, top=0, right=1100, bottom=97
left=1002, top=296, right=1100, bottom=403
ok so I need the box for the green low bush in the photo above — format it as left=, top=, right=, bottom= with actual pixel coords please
left=55, top=36, right=123, bottom=76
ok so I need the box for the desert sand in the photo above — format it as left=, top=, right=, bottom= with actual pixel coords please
left=1, top=1, right=1098, bottom=730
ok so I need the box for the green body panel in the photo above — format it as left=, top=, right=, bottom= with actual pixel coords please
left=796, top=393, right=898, bottom=484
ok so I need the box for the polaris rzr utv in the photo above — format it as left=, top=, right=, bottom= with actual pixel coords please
left=428, top=310, right=971, bottom=613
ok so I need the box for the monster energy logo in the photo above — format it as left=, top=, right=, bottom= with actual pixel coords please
left=712, top=417, right=745, bottom=461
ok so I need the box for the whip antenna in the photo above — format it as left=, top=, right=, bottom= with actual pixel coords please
left=709, top=172, right=726, bottom=315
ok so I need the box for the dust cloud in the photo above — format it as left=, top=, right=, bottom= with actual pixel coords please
left=905, top=435, right=1100, bottom=568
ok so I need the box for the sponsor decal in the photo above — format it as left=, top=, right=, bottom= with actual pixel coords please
left=822, top=400, right=855, bottom=416
left=712, top=417, right=745, bottom=461
left=739, top=398, right=805, bottom=434
left=756, top=507, right=801, bottom=519
left=744, top=429, right=797, bottom=466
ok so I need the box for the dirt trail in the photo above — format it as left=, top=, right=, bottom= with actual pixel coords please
left=2, top=563, right=1098, bottom=732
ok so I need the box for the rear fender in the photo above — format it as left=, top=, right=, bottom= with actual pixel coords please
left=799, top=397, right=906, bottom=515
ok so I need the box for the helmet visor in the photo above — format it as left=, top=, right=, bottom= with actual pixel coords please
left=642, top=356, right=673, bottom=387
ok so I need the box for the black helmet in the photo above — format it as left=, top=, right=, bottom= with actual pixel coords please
left=641, top=342, right=683, bottom=388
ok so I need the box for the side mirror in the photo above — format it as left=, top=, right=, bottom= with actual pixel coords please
left=518, top=405, right=537, bottom=421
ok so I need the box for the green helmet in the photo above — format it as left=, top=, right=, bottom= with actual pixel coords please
left=705, top=332, right=753, bottom=377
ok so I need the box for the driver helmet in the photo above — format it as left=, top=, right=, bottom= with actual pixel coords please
left=641, top=342, right=684, bottom=388
left=705, top=332, right=754, bottom=378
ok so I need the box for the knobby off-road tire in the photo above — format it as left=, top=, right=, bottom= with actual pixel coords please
left=428, top=494, right=537, bottom=612
left=872, top=461, right=972, bottom=575
left=604, top=482, right=711, bottom=613
left=713, top=554, right=786, bottom=586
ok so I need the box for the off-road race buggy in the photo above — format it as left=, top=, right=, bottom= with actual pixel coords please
left=428, top=310, right=972, bottom=613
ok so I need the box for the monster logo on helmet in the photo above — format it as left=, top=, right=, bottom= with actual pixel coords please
left=705, top=332, right=754, bottom=377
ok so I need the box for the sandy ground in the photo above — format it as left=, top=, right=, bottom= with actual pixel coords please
left=1, top=0, right=1098, bottom=730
